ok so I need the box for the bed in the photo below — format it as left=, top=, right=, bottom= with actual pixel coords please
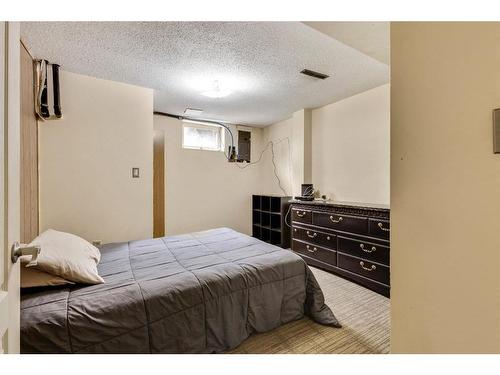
left=20, top=227, right=340, bottom=353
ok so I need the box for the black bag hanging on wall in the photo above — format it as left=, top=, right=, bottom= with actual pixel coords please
left=35, top=59, right=62, bottom=120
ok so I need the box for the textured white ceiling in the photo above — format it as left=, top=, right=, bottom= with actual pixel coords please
left=303, top=22, right=390, bottom=65
left=21, top=22, right=389, bottom=126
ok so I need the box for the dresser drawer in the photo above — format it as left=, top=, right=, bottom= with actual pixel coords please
left=313, top=212, right=368, bottom=235
left=338, top=236, right=389, bottom=265
left=292, top=240, right=336, bottom=266
left=291, top=208, right=312, bottom=224
left=369, top=218, right=390, bottom=240
left=292, top=226, right=336, bottom=250
left=337, top=253, right=389, bottom=285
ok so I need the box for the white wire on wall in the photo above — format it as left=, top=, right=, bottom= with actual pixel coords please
left=219, top=124, right=295, bottom=227
left=233, top=137, right=293, bottom=197
left=158, top=115, right=293, bottom=196
left=178, top=117, right=292, bottom=196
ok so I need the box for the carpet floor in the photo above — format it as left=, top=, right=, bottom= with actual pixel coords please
left=227, top=266, right=390, bottom=354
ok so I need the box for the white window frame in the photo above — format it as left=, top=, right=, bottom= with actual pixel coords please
left=181, top=121, right=225, bottom=152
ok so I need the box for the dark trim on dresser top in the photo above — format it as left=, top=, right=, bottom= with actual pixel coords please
left=289, top=200, right=390, bottom=219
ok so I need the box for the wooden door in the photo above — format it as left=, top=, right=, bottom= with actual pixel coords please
left=153, top=130, right=165, bottom=237
left=0, top=22, right=21, bottom=354
left=20, top=40, right=38, bottom=243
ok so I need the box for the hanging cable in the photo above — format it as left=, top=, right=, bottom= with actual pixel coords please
left=284, top=204, right=293, bottom=228
left=153, top=112, right=292, bottom=195
left=233, top=138, right=291, bottom=196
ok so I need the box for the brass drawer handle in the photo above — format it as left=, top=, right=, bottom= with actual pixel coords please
left=360, top=261, right=376, bottom=271
left=329, top=216, right=343, bottom=224
left=378, top=222, right=390, bottom=232
left=296, top=211, right=306, bottom=218
left=360, top=244, right=377, bottom=253
left=306, top=231, right=317, bottom=238
left=306, top=245, right=318, bottom=253
left=327, top=236, right=331, bottom=240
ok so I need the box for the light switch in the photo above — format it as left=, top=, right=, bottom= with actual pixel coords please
left=132, top=167, right=140, bottom=178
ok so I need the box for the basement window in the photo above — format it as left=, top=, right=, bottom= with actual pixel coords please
left=182, top=122, right=224, bottom=152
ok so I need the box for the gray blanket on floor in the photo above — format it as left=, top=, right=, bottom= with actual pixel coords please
left=20, top=227, right=340, bottom=353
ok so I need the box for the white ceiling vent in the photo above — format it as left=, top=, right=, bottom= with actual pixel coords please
left=184, top=108, right=203, bottom=116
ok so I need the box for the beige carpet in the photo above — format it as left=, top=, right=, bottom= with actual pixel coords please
left=228, top=267, right=390, bottom=354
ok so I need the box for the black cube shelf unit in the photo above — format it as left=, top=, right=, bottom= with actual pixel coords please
left=252, top=195, right=292, bottom=248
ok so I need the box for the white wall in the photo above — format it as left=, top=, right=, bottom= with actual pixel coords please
left=259, top=109, right=313, bottom=198
left=312, top=84, right=390, bottom=204
left=391, top=22, right=500, bottom=353
left=39, top=71, right=153, bottom=243
left=37, top=74, right=389, bottom=246
left=262, top=86, right=390, bottom=205
left=154, top=115, right=265, bottom=235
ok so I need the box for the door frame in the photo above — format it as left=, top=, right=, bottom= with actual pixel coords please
left=0, top=21, right=21, bottom=354
left=153, top=129, right=165, bottom=238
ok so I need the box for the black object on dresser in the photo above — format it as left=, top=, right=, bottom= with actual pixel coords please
left=252, top=195, right=292, bottom=248
left=290, top=200, right=390, bottom=297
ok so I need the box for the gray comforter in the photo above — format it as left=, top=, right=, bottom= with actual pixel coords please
left=20, top=228, right=340, bottom=353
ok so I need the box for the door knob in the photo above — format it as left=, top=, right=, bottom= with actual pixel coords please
left=11, top=242, right=41, bottom=266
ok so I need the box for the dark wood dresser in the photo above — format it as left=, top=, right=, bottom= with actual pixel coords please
left=290, top=200, right=390, bottom=297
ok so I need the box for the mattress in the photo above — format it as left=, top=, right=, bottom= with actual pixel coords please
left=20, top=227, right=340, bottom=353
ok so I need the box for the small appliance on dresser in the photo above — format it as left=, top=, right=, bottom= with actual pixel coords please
left=290, top=200, right=390, bottom=297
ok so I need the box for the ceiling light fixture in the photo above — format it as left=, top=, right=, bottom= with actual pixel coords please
left=201, top=80, right=231, bottom=98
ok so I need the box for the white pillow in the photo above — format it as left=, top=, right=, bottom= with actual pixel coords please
left=26, top=229, right=104, bottom=285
